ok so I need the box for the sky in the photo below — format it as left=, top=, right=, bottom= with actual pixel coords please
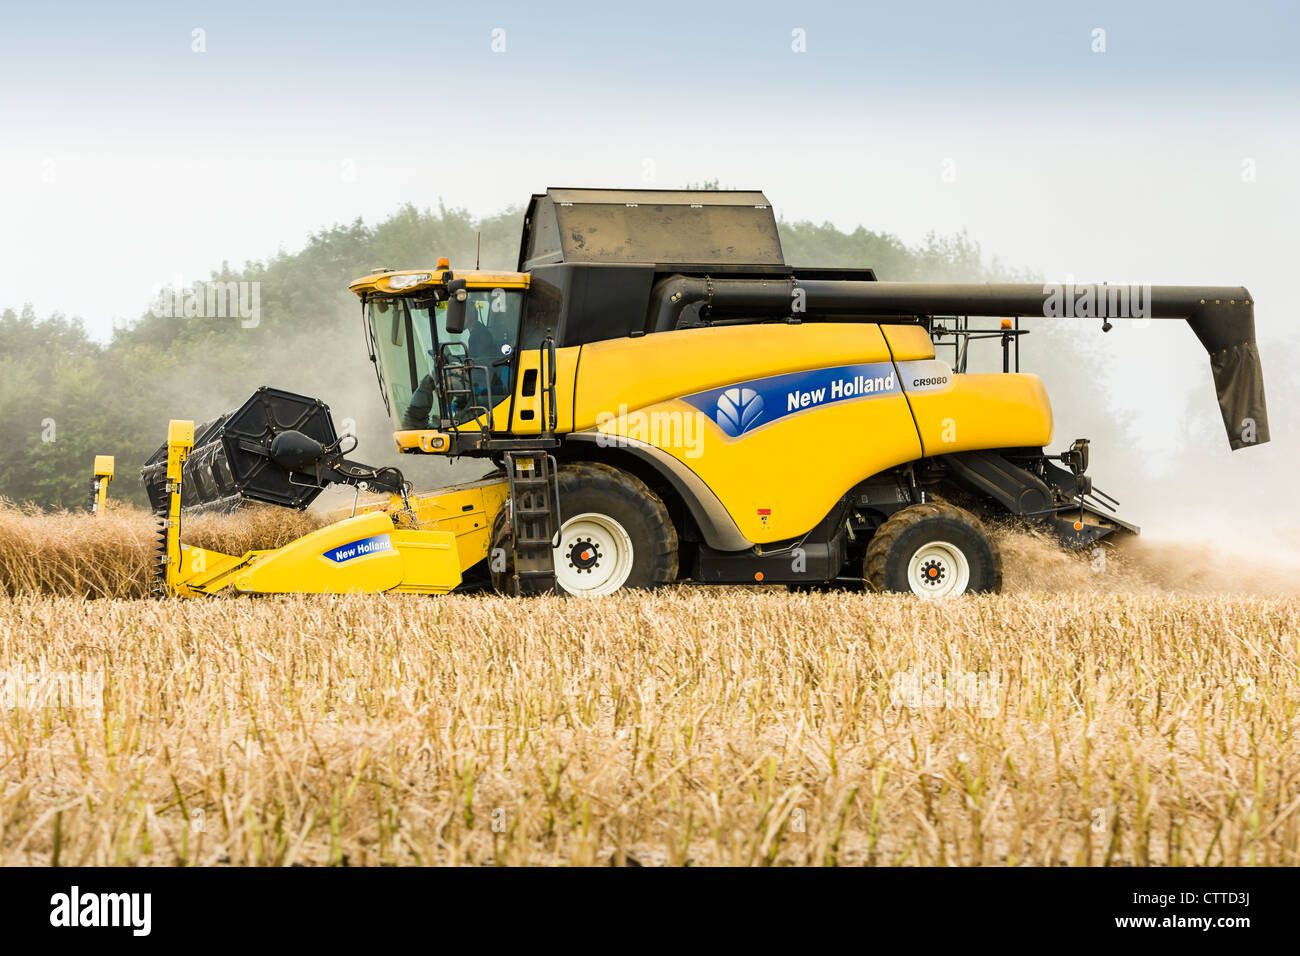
left=2, top=0, right=1298, bottom=542
left=2, top=0, right=1296, bottom=335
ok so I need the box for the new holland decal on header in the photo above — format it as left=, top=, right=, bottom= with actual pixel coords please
left=323, top=534, right=393, bottom=564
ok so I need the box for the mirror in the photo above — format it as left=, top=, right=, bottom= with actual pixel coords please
left=444, top=277, right=469, bottom=334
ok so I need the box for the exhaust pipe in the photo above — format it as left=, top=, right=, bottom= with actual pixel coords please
left=648, top=277, right=1269, bottom=451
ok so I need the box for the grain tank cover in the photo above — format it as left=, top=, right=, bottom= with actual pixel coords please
left=518, top=187, right=785, bottom=271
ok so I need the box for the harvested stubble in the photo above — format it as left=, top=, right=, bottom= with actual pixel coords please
left=0, top=502, right=323, bottom=599
left=4, top=500, right=1294, bottom=602
left=1, top=589, right=1296, bottom=866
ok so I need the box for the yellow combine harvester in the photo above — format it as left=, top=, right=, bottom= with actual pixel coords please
left=135, top=188, right=1269, bottom=599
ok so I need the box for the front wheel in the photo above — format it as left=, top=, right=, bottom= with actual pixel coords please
left=492, top=462, right=678, bottom=596
left=863, top=502, right=1001, bottom=598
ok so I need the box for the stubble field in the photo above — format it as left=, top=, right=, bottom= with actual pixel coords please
left=0, top=504, right=1297, bottom=866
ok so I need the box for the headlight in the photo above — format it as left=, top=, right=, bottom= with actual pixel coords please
left=387, top=273, right=432, bottom=291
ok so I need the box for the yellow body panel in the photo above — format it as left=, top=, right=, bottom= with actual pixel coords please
left=512, top=348, right=546, bottom=434
left=881, top=324, right=935, bottom=360
left=175, top=546, right=254, bottom=592
left=387, top=529, right=464, bottom=594
left=403, top=479, right=506, bottom=573
left=510, top=345, right=578, bottom=434
left=904, top=372, right=1053, bottom=456
left=573, top=323, right=896, bottom=430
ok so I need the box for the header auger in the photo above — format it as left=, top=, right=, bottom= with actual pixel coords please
left=121, top=187, right=1267, bottom=599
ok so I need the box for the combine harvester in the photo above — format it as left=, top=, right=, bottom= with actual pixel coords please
left=131, top=188, right=1269, bottom=599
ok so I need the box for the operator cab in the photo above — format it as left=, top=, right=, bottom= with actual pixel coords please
left=353, top=267, right=527, bottom=434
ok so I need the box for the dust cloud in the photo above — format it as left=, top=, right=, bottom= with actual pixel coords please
left=995, top=524, right=1300, bottom=597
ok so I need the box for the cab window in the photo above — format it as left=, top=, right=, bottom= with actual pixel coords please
left=367, top=288, right=523, bottom=430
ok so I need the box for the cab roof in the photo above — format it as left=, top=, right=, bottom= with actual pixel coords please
left=348, top=269, right=529, bottom=298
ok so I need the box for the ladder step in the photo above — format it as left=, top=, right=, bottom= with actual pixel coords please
left=505, top=451, right=561, bottom=583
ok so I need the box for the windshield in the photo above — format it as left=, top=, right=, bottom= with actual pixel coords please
left=367, top=289, right=523, bottom=430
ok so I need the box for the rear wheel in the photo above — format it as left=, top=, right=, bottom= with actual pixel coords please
left=491, top=462, right=678, bottom=596
left=863, top=502, right=1001, bottom=597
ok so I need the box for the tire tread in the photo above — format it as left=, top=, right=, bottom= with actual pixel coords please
left=491, top=461, right=678, bottom=593
left=863, top=500, right=1001, bottom=594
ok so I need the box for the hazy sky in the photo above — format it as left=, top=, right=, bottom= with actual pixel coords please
left=3, top=0, right=1296, bottom=334
left=2, top=0, right=1298, bottom=544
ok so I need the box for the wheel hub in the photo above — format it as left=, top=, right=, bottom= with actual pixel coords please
left=906, top=541, right=971, bottom=598
left=920, top=557, right=947, bottom=586
left=553, top=512, right=635, bottom=597
left=567, top=537, right=602, bottom=572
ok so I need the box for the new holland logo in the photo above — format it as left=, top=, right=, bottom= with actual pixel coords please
left=716, top=387, right=765, bottom=437
left=323, top=533, right=393, bottom=564
left=683, top=361, right=904, bottom=438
